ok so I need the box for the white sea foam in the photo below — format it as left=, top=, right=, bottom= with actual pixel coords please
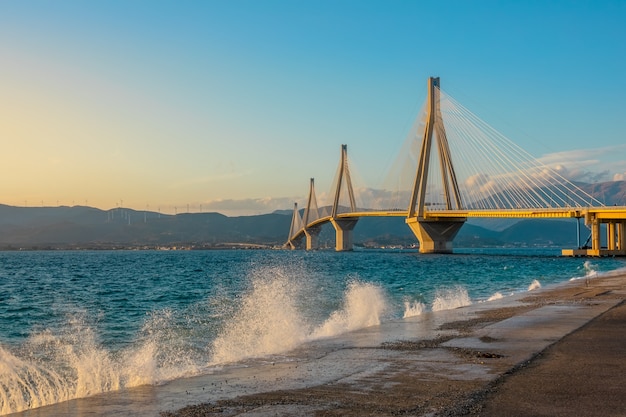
left=312, top=281, right=387, bottom=339
left=130, top=308, right=201, bottom=383
left=0, top=321, right=121, bottom=415
left=1, top=262, right=392, bottom=415
left=570, top=261, right=600, bottom=282
left=5, top=250, right=626, bottom=416
left=402, top=300, right=426, bottom=318
left=583, top=260, right=598, bottom=278
left=487, top=292, right=504, bottom=301
left=0, top=308, right=200, bottom=414
left=431, top=287, right=472, bottom=311
left=527, top=279, right=541, bottom=291
left=209, top=268, right=309, bottom=364
left=0, top=314, right=205, bottom=415
left=210, top=268, right=388, bottom=364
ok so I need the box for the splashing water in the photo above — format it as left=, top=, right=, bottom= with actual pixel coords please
left=528, top=279, right=542, bottom=291
left=210, top=267, right=309, bottom=364
left=487, top=292, right=504, bottom=302
left=403, top=300, right=426, bottom=318
left=126, top=308, right=202, bottom=384
left=210, top=268, right=389, bottom=364
left=0, top=263, right=391, bottom=415
left=0, top=313, right=203, bottom=415
left=583, top=261, right=598, bottom=278
left=2, top=249, right=624, bottom=415
left=570, top=261, right=601, bottom=282
left=431, top=287, right=472, bottom=311
left=312, top=281, right=387, bottom=339
left=0, top=320, right=120, bottom=415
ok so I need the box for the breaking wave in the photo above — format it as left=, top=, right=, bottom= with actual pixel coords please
left=0, top=317, right=190, bottom=415
left=0, top=264, right=391, bottom=415
left=527, top=279, right=542, bottom=291
left=487, top=292, right=504, bottom=301
left=210, top=269, right=388, bottom=363
left=431, top=287, right=472, bottom=311
left=402, top=300, right=426, bottom=318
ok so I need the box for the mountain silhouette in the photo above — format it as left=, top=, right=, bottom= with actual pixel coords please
left=1, top=180, right=624, bottom=250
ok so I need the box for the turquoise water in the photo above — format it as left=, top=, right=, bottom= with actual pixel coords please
left=1, top=249, right=624, bottom=414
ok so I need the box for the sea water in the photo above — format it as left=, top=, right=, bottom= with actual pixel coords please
left=0, top=248, right=624, bottom=414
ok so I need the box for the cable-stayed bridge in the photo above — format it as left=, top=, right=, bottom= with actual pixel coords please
left=286, top=77, right=626, bottom=256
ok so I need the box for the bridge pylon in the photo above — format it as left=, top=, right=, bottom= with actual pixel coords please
left=406, top=77, right=466, bottom=253
left=303, top=178, right=322, bottom=250
left=330, top=144, right=359, bottom=251
left=285, top=202, right=300, bottom=249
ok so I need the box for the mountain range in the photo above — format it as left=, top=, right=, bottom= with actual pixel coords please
left=1, top=180, right=625, bottom=250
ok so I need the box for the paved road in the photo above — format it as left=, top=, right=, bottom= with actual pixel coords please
left=472, top=300, right=626, bottom=417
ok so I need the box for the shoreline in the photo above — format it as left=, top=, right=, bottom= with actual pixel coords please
left=161, top=273, right=626, bottom=417
left=10, top=272, right=626, bottom=417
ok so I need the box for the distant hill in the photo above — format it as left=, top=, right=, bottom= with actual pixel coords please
left=0, top=180, right=623, bottom=250
left=0, top=205, right=292, bottom=249
left=580, top=181, right=626, bottom=206
left=0, top=205, right=584, bottom=250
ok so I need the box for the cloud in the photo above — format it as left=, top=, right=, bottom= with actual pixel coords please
left=537, top=145, right=626, bottom=183
left=352, top=187, right=410, bottom=211
left=465, top=173, right=490, bottom=188
left=202, top=196, right=301, bottom=216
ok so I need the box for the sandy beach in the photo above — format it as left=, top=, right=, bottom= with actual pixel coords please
left=11, top=272, right=625, bottom=417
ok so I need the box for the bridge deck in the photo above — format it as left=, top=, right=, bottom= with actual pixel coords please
left=429, top=207, right=626, bottom=219
left=299, top=207, right=626, bottom=231
left=289, top=207, right=626, bottom=256
left=336, top=207, right=626, bottom=220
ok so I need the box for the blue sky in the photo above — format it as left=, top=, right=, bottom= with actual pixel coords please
left=1, top=1, right=625, bottom=215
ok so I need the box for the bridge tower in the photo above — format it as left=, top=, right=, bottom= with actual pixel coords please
left=330, top=144, right=359, bottom=251
left=406, top=77, right=466, bottom=253
left=303, top=178, right=322, bottom=250
left=285, top=202, right=300, bottom=249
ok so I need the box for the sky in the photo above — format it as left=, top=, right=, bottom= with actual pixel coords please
left=1, top=0, right=625, bottom=215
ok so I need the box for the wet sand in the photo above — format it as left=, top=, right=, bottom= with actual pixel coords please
left=12, top=273, right=626, bottom=417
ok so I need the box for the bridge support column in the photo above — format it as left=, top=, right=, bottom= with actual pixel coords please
left=330, top=218, right=359, bottom=252
left=564, top=215, right=626, bottom=257
left=304, top=226, right=321, bottom=250
left=607, top=221, right=626, bottom=254
left=591, top=217, right=601, bottom=253
left=406, top=217, right=465, bottom=254
left=618, top=222, right=626, bottom=251
left=608, top=222, right=616, bottom=250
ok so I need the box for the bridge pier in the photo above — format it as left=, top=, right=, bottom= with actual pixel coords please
left=588, top=218, right=626, bottom=255
left=304, top=226, right=322, bottom=250
left=604, top=220, right=626, bottom=254
left=591, top=217, right=601, bottom=252
left=608, top=222, right=616, bottom=250
left=406, top=217, right=466, bottom=254
left=330, top=218, right=359, bottom=251
left=563, top=214, right=626, bottom=257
